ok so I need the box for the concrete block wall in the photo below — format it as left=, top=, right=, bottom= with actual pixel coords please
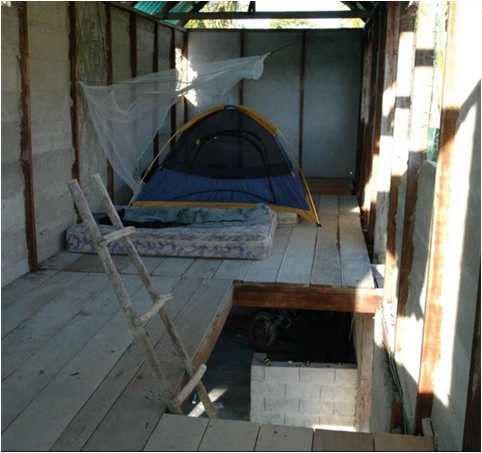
left=1, top=4, right=29, bottom=286
left=250, top=354, right=357, bottom=430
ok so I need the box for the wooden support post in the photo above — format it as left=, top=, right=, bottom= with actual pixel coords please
left=69, top=2, right=80, bottom=182
left=182, top=32, right=189, bottom=124
left=153, top=22, right=160, bottom=159
left=298, top=30, right=306, bottom=169
left=18, top=3, right=38, bottom=271
left=129, top=12, right=137, bottom=78
left=169, top=28, right=177, bottom=144
left=370, top=2, right=401, bottom=263
left=105, top=3, right=114, bottom=198
left=395, top=2, right=438, bottom=322
left=239, top=29, right=245, bottom=105
left=382, top=4, right=417, bottom=352
left=414, top=2, right=461, bottom=431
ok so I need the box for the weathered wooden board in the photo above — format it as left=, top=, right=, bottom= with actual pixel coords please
left=317, top=195, right=339, bottom=217
left=243, top=226, right=292, bottom=283
left=1, top=270, right=57, bottom=309
left=40, top=252, right=84, bottom=271
left=214, top=259, right=252, bottom=280
left=374, top=433, right=432, bottom=451
left=2, top=273, right=110, bottom=379
left=339, top=215, right=374, bottom=288
left=2, top=277, right=177, bottom=452
left=144, top=414, right=209, bottom=451
left=313, top=429, right=374, bottom=451
left=81, top=278, right=232, bottom=452
left=311, top=216, right=342, bottom=286
left=151, top=257, right=194, bottom=277
left=51, top=276, right=193, bottom=452
left=184, top=258, right=223, bottom=278
left=64, top=253, right=161, bottom=274
left=255, top=424, right=313, bottom=451
left=339, top=195, right=360, bottom=216
left=198, top=418, right=260, bottom=451
left=1, top=271, right=87, bottom=338
left=277, top=222, right=317, bottom=284
left=1, top=276, right=142, bottom=431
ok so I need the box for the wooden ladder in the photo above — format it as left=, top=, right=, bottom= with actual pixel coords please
left=67, top=174, right=217, bottom=418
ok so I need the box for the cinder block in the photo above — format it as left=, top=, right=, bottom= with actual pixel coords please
left=299, top=366, right=335, bottom=385
left=318, top=414, right=355, bottom=428
left=285, top=414, right=319, bottom=428
left=299, top=399, right=334, bottom=415
left=251, top=381, right=286, bottom=400
left=335, top=367, right=358, bottom=385
left=321, top=385, right=357, bottom=402
left=251, top=411, right=284, bottom=425
left=334, top=401, right=356, bottom=417
left=265, top=364, right=299, bottom=383
left=265, top=398, right=299, bottom=413
left=286, top=383, right=320, bottom=399
left=250, top=396, right=264, bottom=412
left=251, top=363, right=265, bottom=382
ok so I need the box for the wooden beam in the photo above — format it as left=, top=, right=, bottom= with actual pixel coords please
left=179, top=1, right=208, bottom=27
left=129, top=12, right=137, bottom=78
left=233, top=283, right=383, bottom=314
left=307, top=178, right=354, bottom=195
left=396, top=2, right=438, bottom=322
left=166, top=11, right=370, bottom=20
left=414, top=1, right=460, bottom=431
left=169, top=28, right=177, bottom=144
left=153, top=22, right=160, bottom=161
left=18, top=3, right=39, bottom=271
left=105, top=3, right=114, bottom=199
left=158, top=1, right=180, bottom=18
left=68, top=2, right=80, bottom=182
left=239, top=29, right=245, bottom=105
left=299, top=30, right=306, bottom=169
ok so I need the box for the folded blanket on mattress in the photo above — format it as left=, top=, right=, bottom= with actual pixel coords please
left=66, top=204, right=277, bottom=260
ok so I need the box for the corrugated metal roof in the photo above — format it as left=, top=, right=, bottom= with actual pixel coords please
left=134, top=1, right=199, bottom=24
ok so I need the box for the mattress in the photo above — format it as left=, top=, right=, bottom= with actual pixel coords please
left=66, top=204, right=277, bottom=260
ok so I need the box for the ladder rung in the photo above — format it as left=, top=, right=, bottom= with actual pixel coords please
left=173, top=364, right=207, bottom=406
left=99, top=226, right=136, bottom=246
left=135, top=294, right=173, bottom=326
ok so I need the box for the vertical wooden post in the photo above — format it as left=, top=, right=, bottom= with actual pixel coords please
left=414, top=1, right=460, bottom=431
left=239, top=29, right=245, bottom=105
left=182, top=31, right=189, bottom=124
left=298, top=30, right=306, bottom=169
left=69, top=2, right=80, bottom=182
left=396, top=2, right=438, bottom=321
left=370, top=2, right=401, bottom=263
left=105, top=3, right=114, bottom=198
left=153, top=22, right=160, bottom=159
left=18, top=3, right=38, bottom=271
left=169, top=28, right=177, bottom=141
left=129, top=12, right=137, bottom=78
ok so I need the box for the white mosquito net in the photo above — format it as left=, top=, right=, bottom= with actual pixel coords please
left=80, top=54, right=269, bottom=195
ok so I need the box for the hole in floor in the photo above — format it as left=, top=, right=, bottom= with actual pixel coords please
left=183, top=307, right=359, bottom=430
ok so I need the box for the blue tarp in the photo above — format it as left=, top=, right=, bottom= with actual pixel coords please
left=136, top=168, right=309, bottom=210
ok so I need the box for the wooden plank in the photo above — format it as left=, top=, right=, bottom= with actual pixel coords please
left=2, top=273, right=110, bottom=379
left=277, top=222, right=317, bottom=284
left=39, top=251, right=83, bottom=270
left=317, top=195, right=339, bottom=217
left=339, top=195, right=360, bottom=216
left=414, top=1, right=461, bottom=431
left=307, top=179, right=353, bottom=196
left=152, top=257, right=194, bottom=277
left=244, top=226, right=292, bottom=283
left=105, top=2, right=114, bottom=197
left=184, top=258, right=222, bottom=278
left=199, top=418, right=260, bottom=452
left=1, top=271, right=88, bottom=339
left=81, top=279, right=231, bottom=451
left=313, top=429, right=374, bottom=451
left=129, top=11, right=137, bottom=77
left=311, top=216, right=341, bottom=286
left=214, top=259, right=252, bottom=280
left=2, top=276, right=178, bottom=452
left=234, top=283, right=382, bottom=314
left=144, top=414, right=209, bottom=451
left=63, top=254, right=161, bottom=274
left=374, top=433, right=432, bottom=451
left=339, top=214, right=374, bottom=288
left=255, top=424, right=313, bottom=451
left=299, top=30, right=306, bottom=168
left=1, top=270, right=57, bottom=309
left=52, top=277, right=199, bottom=452
left=167, top=11, right=370, bottom=20
left=1, top=276, right=143, bottom=431
left=18, top=3, right=38, bottom=270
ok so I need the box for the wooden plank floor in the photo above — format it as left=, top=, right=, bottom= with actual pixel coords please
left=144, top=414, right=433, bottom=451
left=1, top=195, right=377, bottom=450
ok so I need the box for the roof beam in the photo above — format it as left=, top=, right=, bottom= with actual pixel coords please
left=157, top=1, right=180, bottom=18
left=166, top=10, right=370, bottom=21
left=179, top=1, right=208, bottom=26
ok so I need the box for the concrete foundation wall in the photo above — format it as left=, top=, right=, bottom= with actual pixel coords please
left=251, top=353, right=357, bottom=429
left=1, top=4, right=29, bottom=286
